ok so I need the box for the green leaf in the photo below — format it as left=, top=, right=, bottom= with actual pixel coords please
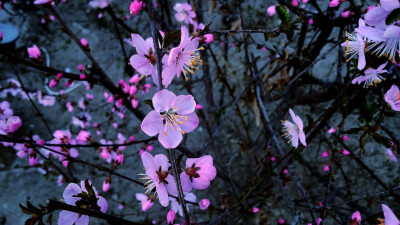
left=276, top=5, right=290, bottom=24
left=386, top=8, right=400, bottom=25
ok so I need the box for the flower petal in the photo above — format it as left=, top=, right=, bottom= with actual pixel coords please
left=74, top=215, right=89, bottom=225
left=63, top=183, right=82, bottom=205
left=171, top=95, right=196, bottom=115
left=135, top=193, right=148, bottom=202
left=162, top=64, right=177, bottom=88
left=180, top=172, right=193, bottom=192
left=154, top=154, right=169, bottom=171
left=131, top=33, right=151, bottom=56
left=156, top=183, right=169, bottom=207
left=382, top=204, right=400, bottom=225
left=58, top=211, right=79, bottom=225
left=158, top=124, right=183, bottom=149
left=153, top=89, right=176, bottom=113
left=97, top=196, right=108, bottom=213
left=192, top=175, right=211, bottom=190
left=141, top=110, right=163, bottom=136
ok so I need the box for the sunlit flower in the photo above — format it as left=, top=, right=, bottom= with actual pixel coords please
left=384, top=85, right=400, bottom=111
left=282, top=109, right=307, bottom=148
left=141, top=89, right=199, bottom=149
left=351, top=62, right=387, bottom=87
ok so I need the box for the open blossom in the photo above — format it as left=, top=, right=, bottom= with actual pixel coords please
left=351, top=62, right=387, bottom=87
left=282, top=109, right=307, bottom=148
left=140, top=152, right=178, bottom=207
left=351, top=211, right=361, bottom=225
left=173, top=3, right=196, bottom=24
left=162, top=25, right=202, bottom=87
left=129, top=33, right=159, bottom=86
left=381, top=204, right=400, bottom=225
left=0, top=116, right=22, bottom=134
left=342, top=21, right=366, bottom=70
left=130, top=0, right=142, bottom=16
left=385, top=85, right=400, bottom=111
left=180, top=155, right=216, bottom=191
left=37, top=91, right=55, bottom=106
left=136, top=193, right=154, bottom=211
left=27, top=45, right=41, bottom=60
left=141, top=89, right=199, bottom=148
left=0, top=101, right=13, bottom=119
left=59, top=180, right=108, bottom=225
left=170, top=192, right=196, bottom=217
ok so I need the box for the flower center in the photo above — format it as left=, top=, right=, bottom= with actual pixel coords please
left=185, top=163, right=200, bottom=181
left=161, top=109, right=188, bottom=136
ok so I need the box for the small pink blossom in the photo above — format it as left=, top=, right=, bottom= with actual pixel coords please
left=267, top=5, right=276, bottom=16
left=352, top=62, right=388, bottom=87
left=27, top=45, right=41, bottom=60
left=321, top=151, right=329, bottom=158
left=0, top=116, right=22, bottom=134
left=199, top=199, right=210, bottom=210
left=0, top=101, right=13, bottom=120
left=282, top=109, right=307, bottom=148
left=341, top=11, right=351, bottom=18
left=341, top=149, right=350, bottom=155
left=328, top=127, right=336, bottom=133
left=195, top=104, right=203, bottom=109
left=76, top=130, right=92, bottom=144
left=80, top=38, right=88, bottom=48
left=140, top=152, right=178, bottom=207
left=252, top=207, right=260, bottom=213
left=201, top=34, right=214, bottom=44
left=329, top=0, right=340, bottom=7
left=292, top=0, right=298, bottom=6
left=308, top=19, right=313, bottom=24
left=162, top=26, right=201, bottom=87
left=49, top=79, right=58, bottom=88
left=173, top=3, right=196, bottom=24
left=385, top=85, right=400, bottom=111
left=342, top=136, right=349, bottom=141
left=167, top=209, right=175, bottom=224
left=278, top=219, right=285, bottom=224
left=323, top=164, right=330, bottom=171
left=102, top=177, right=111, bottom=192
left=180, top=155, right=217, bottom=191
left=141, top=89, right=199, bottom=148
left=130, top=0, right=143, bottom=16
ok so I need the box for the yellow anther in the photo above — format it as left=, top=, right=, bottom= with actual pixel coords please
left=164, top=132, right=167, bottom=136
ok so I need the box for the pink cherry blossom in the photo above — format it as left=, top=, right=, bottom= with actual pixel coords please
left=129, top=33, right=160, bottom=86
left=329, top=0, right=340, bottom=7
left=199, top=199, right=210, bottom=210
left=170, top=192, right=196, bottom=216
left=173, top=3, right=196, bottom=24
left=80, top=38, right=88, bottom=47
left=342, top=135, right=349, bottom=141
left=385, top=85, right=400, bottom=111
left=341, top=149, right=350, bottom=155
left=34, top=0, right=52, bottom=4
left=282, top=109, right=307, bottom=148
left=278, top=218, right=285, bottom=224
left=180, top=155, right=216, bottom=191
left=136, top=193, right=155, bottom=211
left=0, top=116, right=22, bottom=134
left=162, top=26, right=202, bottom=87
left=58, top=181, right=108, bottom=225
left=102, top=178, right=111, bottom=192
left=141, top=89, right=199, bottom=149
left=352, top=62, right=387, bottom=87
left=167, top=209, right=175, bottom=224
left=252, top=207, right=260, bottom=213
left=27, top=45, right=41, bottom=60
left=323, top=164, right=330, bottom=171
left=130, top=0, right=143, bottom=16
left=382, top=204, right=400, bottom=225
left=321, top=151, right=329, bottom=158
left=140, top=152, right=178, bottom=207
left=37, top=91, right=55, bottom=106
left=328, top=127, right=336, bottom=133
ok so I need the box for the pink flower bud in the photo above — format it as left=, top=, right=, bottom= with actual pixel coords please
left=271, top=156, right=276, bottom=161
left=195, top=104, right=203, bottom=110
left=308, top=18, right=314, bottom=24
left=116, top=98, right=123, bottom=108
left=302, top=0, right=308, bottom=3
left=129, top=85, right=137, bottom=96
left=267, top=5, right=276, bottom=16
left=129, top=74, right=140, bottom=83
left=107, top=96, right=114, bottom=103
left=0, top=32, right=3, bottom=43
left=130, top=0, right=143, bottom=16
left=351, top=211, right=361, bottom=224
left=78, top=64, right=84, bottom=71
left=321, top=151, right=329, bottom=157
left=49, top=79, right=58, bottom=88
left=29, top=156, right=37, bottom=166
left=262, top=47, right=267, bottom=52
left=49, top=15, right=55, bottom=21
left=131, top=99, right=138, bottom=108
left=342, top=135, right=349, bottom=141
left=56, top=73, right=63, bottom=79
left=65, top=80, right=73, bottom=87
left=62, top=160, right=69, bottom=167
left=252, top=207, right=259, bottom=213
left=342, top=149, right=350, bottom=155
left=341, top=11, right=351, bottom=18
left=278, top=219, right=285, bottom=224
left=27, top=45, right=41, bottom=60
left=129, top=136, right=135, bottom=141
left=36, top=139, right=45, bottom=146
left=116, top=153, right=124, bottom=164
left=328, top=127, right=336, bottom=133
left=292, top=0, right=298, bottom=6
left=166, top=210, right=175, bottom=224
left=103, top=180, right=110, bottom=192
left=146, top=145, right=153, bottom=151
left=199, top=199, right=210, bottom=210
left=283, top=169, right=288, bottom=175
left=80, top=74, right=86, bottom=80
left=203, top=34, right=214, bottom=44
left=323, top=164, right=330, bottom=171
left=80, top=38, right=89, bottom=47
